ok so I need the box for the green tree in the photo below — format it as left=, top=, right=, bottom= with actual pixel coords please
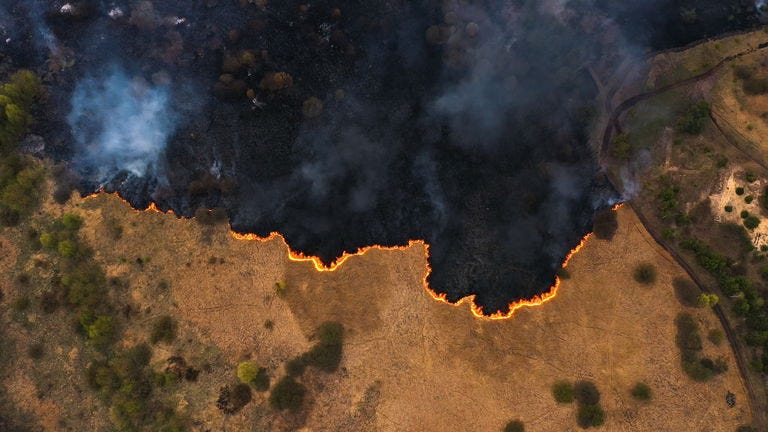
left=237, top=361, right=259, bottom=384
left=697, top=293, right=719, bottom=308
left=744, top=215, right=760, bottom=230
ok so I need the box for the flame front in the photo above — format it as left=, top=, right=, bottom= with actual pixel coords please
left=85, top=191, right=598, bottom=320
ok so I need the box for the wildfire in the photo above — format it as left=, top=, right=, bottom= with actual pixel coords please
left=84, top=191, right=600, bottom=320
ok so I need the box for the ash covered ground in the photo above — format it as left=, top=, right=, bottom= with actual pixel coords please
left=0, top=0, right=761, bottom=313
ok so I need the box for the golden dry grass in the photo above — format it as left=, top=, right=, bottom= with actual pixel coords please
left=27, top=192, right=747, bottom=432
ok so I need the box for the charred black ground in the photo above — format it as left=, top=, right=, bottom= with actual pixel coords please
left=1, top=0, right=761, bottom=313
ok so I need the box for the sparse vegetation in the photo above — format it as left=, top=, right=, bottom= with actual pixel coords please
left=708, top=328, right=724, bottom=346
left=633, top=263, right=657, bottom=285
left=675, top=312, right=727, bottom=381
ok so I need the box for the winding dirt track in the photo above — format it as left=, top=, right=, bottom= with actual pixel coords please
left=600, top=38, right=768, bottom=430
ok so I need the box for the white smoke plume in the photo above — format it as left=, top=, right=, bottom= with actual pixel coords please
left=67, top=66, right=176, bottom=181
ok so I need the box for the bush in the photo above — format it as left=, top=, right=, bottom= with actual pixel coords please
left=57, top=240, right=78, bottom=258
left=743, top=77, right=768, bottom=95
left=269, top=376, right=306, bottom=411
left=574, top=381, right=600, bottom=405
left=552, top=381, right=574, bottom=403
left=237, top=361, right=259, bottom=384
left=673, top=278, right=699, bottom=307
left=286, top=356, right=306, bottom=377
left=633, top=263, right=657, bottom=285
left=746, top=172, right=757, bottom=183
left=745, top=196, right=754, bottom=204
left=697, top=293, right=719, bottom=308
left=630, top=382, right=652, bottom=401
left=504, top=420, right=525, bottom=432
left=611, top=134, right=632, bottom=160
left=744, top=215, right=760, bottom=230
left=151, top=316, right=177, bottom=344
left=577, top=404, right=605, bottom=428
left=736, top=187, right=745, bottom=196
left=741, top=210, right=749, bottom=218
left=724, top=205, right=733, bottom=213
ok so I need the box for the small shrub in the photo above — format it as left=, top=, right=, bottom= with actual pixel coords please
left=574, top=381, right=600, bottom=405
left=263, top=319, right=274, bottom=330
left=151, top=315, right=177, bottom=344
left=86, top=315, right=116, bottom=349
left=736, top=187, right=745, bottom=196
left=724, top=205, right=733, bottom=212
left=746, top=172, right=757, bottom=183
left=269, top=376, right=306, bottom=411
left=746, top=196, right=754, bottom=204
left=744, top=215, right=760, bottom=230
left=630, top=382, right=652, bottom=401
left=697, top=293, right=719, bottom=308
left=741, top=210, right=749, bottom=218
left=633, top=263, right=657, bottom=285
left=577, top=404, right=605, bottom=428
left=556, top=268, right=571, bottom=280
left=237, top=361, right=259, bottom=384
left=552, top=381, right=574, bottom=403
left=12, top=295, right=30, bottom=312
left=503, top=420, right=525, bottom=432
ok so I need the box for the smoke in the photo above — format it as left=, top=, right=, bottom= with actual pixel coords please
left=15, top=0, right=759, bottom=313
left=67, top=67, right=176, bottom=181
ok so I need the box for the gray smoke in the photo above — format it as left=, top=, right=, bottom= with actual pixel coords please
left=67, top=66, right=176, bottom=182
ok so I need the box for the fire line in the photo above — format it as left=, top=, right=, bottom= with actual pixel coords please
left=86, top=191, right=616, bottom=320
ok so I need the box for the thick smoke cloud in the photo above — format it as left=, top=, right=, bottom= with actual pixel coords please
left=67, top=67, right=175, bottom=181
left=10, top=0, right=761, bottom=314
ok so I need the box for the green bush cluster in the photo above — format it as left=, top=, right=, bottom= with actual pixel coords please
left=0, top=71, right=44, bottom=227
left=552, top=380, right=605, bottom=428
left=677, top=102, right=710, bottom=135
left=87, top=344, right=186, bottom=431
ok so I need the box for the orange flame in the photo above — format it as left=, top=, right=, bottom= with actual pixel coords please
left=84, top=191, right=598, bottom=320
